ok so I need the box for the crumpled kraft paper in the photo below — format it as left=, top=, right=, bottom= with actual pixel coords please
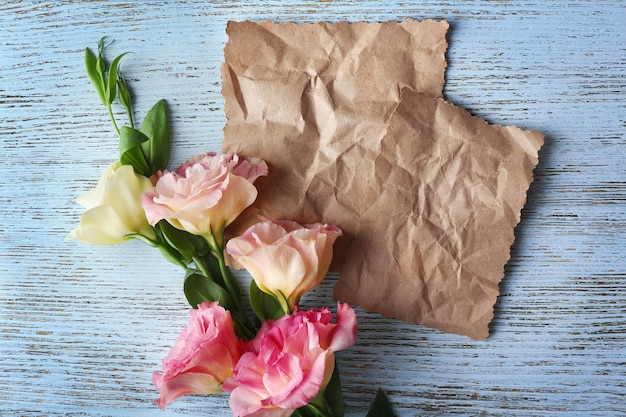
left=221, top=20, right=543, bottom=339
left=332, top=88, right=543, bottom=339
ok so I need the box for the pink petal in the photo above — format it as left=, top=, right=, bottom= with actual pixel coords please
left=329, top=303, right=358, bottom=351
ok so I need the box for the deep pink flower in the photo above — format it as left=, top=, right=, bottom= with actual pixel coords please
left=222, top=303, right=357, bottom=417
left=152, top=302, right=243, bottom=410
left=142, top=152, right=267, bottom=246
left=226, top=221, right=342, bottom=312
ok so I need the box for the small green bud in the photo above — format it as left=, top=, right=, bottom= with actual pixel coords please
left=117, top=74, right=132, bottom=111
left=96, top=37, right=110, bottom=80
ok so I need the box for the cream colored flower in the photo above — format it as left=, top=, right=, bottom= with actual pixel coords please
left=67, top=161, right=156, bottom=245
left=226, top=221, right=342, bottom=312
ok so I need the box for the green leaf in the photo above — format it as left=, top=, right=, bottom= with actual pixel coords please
left=184, top=268, right=235, bottom=310
left=156, top=241, right=187, bottom=268
left=106, top=51, right=131, bottom=105
left=156, top=220, right=203, bottom=264
left=153, top=222, right=187, bottom=268
left=365, top=389, right=396, bottom=417
left=156, top=220, right=211, bottom=264
left=139, top=99, right=170, bottom=172
left=85, top=47, right=105, bottom=104
left=249, top=280, right=284, bottom=322
left=324, top=363, right=344, bottom=417
left=292, top=407, right=322, bottom=417
left=119, top=126, right=151, bottom=176
left=199, top=252, right=224, bottom=286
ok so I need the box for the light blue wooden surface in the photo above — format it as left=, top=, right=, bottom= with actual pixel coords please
left=1, top=1, right=624, bottom=416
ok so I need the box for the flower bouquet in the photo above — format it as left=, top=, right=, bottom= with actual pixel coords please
left=67, top=38, right=396, bottom=417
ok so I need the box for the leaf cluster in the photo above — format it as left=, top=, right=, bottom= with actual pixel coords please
left=85, top=37, right=169, bottom=176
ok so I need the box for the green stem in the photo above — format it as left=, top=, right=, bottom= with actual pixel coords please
left=216, top=250, right=244, bottom=312
left=233, top=316, right=256, bottom=341
left=125, top=106, right=134, bottom=129
left=128, top=232, right=158, bottom=247
left=214, top=244, right=256, bottom=337
left=107, top=104, right=120, bottom=136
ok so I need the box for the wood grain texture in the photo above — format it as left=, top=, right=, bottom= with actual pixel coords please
left=1, top=1, right=624, bottom=416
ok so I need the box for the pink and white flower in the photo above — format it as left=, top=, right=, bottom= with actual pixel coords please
left=141, top=152, right=267, bottom=247
left=222, top=303, right=357, bottom=417
left=226, top=221, right=342, bottom=312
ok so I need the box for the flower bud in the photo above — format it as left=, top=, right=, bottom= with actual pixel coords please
left=116, top=74, right=132, bottom=111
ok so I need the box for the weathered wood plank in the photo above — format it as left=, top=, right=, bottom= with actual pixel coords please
left=1, top=1, right=624, bottom=416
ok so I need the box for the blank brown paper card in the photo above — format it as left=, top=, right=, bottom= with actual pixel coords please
left=221, top=20, right=543, bottom=339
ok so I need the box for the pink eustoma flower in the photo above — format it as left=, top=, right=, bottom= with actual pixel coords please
left=142, top=152, right=267, bottom=247
left=152, top=302, right=244, bottom=410
left=222, top=303, right=357, bottom=417
left=226, top=221, right=342, bottom=312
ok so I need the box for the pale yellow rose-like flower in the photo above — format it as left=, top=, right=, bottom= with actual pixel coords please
left=67, top=161, right=156, bottom=245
